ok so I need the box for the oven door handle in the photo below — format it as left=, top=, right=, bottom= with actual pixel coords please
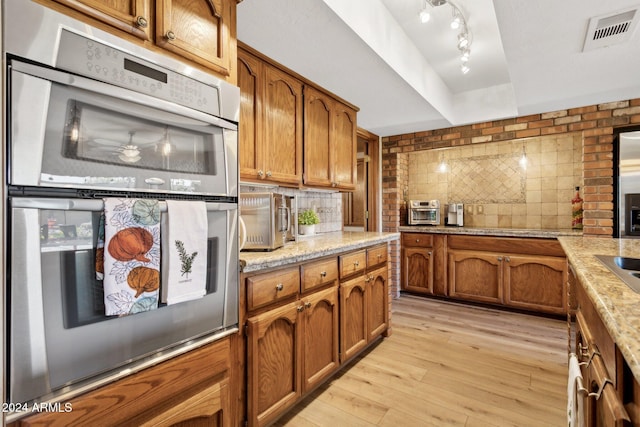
left=10, top=197, right=237, bottom=212
left=10, top=60, right=238, bottom=131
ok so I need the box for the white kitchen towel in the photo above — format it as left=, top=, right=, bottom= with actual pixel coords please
left=161, top=200, right=208, bottom=305
left=102, top=198, right=161, bottom=316
left=567, top=353, right=585, bottom=427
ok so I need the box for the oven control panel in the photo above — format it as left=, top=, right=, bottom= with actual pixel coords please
left=55, top=30, right=219, bottom=116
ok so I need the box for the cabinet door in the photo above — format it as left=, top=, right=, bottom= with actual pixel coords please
left=247, top=300, right=302, bottom=427
left=262, top=64, right=303, bottom=185
left=402, top=247, right=434, bottom=295
left=238, top=50, right=262, bottom=180
left=332, top=102, right=357, bottom=190
left=504, top=254, right=567, bottom=315
left=303, top=86, right=333, bottom=188
left=156, top=0, right=232, bottom=76
left=448, top=250, right=503, bottom=304
left=301, top=287, right=339, bottom=392
left=366, top=266, right=388, bottom=341
left=52, top=0, right=151, bottom=40
left=339, top=276, right=367, bottom=362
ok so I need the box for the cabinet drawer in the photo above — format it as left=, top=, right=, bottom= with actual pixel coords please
left=339, top=250, right=367, bottom=279
left=247, top=267, right=300, bottom=311
left=367, top=244, right=388, bottom=268
left=301, top=258, right=338, bottom=293
left=402, top=233, right=434, bottom=248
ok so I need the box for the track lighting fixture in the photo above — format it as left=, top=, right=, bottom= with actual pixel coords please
left=418, top=0, right=473, bottom=74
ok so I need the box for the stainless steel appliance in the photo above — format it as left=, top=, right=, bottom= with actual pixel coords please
left=240, top=192, right=296, bottom=250
left=625, top=194, right=640, bottom=236
left=408, top=200, right=440, bottom=225
left=4, top=0, right=240, bottom=414
left=446, top=203, right=464, bottom=226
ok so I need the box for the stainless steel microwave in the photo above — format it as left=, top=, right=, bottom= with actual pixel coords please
left=240, top=193, right=296, bottom=251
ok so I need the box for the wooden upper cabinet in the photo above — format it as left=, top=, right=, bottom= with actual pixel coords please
left=237, top=48, right=303, bottom=186
left=303, top=87, right=333, bottom=188
left=303, top=86, right=357, bottom=190
left=52, top=0, right=152, bottom=40
left=332, top=102, right=357, bottom=190
left=262, top=65, right=303, bottom=185
left=156, top=0, right=232, bottom=76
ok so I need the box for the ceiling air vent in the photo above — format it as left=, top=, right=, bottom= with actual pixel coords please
left=583, top=8, right=640, bottom=51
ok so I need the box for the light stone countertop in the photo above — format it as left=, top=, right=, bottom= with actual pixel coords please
left=558, top=236, right=640, bottom=384
left=239, top=231, right=400, bottom=273
left=399, top=225, right=583, bottom=239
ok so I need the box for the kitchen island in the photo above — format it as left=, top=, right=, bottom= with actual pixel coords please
left=558, top=236, right=640, bottom=384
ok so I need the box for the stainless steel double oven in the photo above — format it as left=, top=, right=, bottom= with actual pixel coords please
left=3, top=0, right=240, bottom=415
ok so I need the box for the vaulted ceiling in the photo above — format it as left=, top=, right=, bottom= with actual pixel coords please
left=237, top=0, right=640, bottom=137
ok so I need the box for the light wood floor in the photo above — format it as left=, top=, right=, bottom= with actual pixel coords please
left=274, top=295, right=568, bottom=427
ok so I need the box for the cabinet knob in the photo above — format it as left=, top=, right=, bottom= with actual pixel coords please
left=297, top=305, right=305, bottom=312
left=428, top=251, right=432, bottom=256
left=497, top=256, right=503, bottom=261
left=364, top=276, right=371, bottom=283
left=257, top=170, right=265, bottom=178
left=275, top=283, right=284, bottom=291
left=304, top=302, right=312, bottom=309
left=266, top=170, right=272, bottom=177
left=165, top=30, right=176, bottom=41
left=331, top=182, right=338, bottom=187
left=136, top=16, right=148, bottom=28
left=354, top=260, right=359, bottom=267
left=505, top=256, right=511, bottom=262
left=415, top=239, right=420, bottom=243
left=320, top=271, right=327, bottom=277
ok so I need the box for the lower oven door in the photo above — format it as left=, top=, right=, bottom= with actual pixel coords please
left=8, top=197, right=239, bottom=404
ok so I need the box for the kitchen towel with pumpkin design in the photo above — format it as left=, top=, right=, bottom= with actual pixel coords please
left=101, top=198, right=161, bottom=316
left=161, top=200, right=207, bottom=305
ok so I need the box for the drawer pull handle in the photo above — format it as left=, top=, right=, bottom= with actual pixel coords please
left=275, top=283, right=284, bottom=291
left=320, top=271, right=327, bottom=277
left=578, top=342, right=590, bottom=359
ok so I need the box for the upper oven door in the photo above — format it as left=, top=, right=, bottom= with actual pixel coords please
left=8, top=59, right=238, bottom=197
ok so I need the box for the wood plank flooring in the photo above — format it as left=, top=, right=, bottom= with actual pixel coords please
left=274, top=295, right=568, bottom=427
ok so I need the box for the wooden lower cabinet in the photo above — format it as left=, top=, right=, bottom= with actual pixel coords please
left=399, top=233, right=568, bottom=315
left=574, top=279, right=631, bottom=426
left=505, top=254, right=567, bottom=314
left=246, top=300, right=302, bottom=427
left=245, top=281, right=339, bottom=427
left=367, top=266, right=389, bottom=341
left=339, top=275, right=367, bottom=362
left=9, top=338, right=232, bottom=427
left=244, top=244, right=390, bottom=426
left=448, top=249, right=503, bottom=304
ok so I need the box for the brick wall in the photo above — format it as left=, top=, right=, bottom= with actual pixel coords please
left=382, top=99, right=640, bottom=295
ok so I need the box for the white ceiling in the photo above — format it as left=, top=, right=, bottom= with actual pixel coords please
left=237, top=0, right=640, bottom=137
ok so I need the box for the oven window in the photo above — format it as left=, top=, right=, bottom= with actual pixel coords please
left=39, top=209, right=220, bottom=329
left=63, top=101, right=216, bottom=175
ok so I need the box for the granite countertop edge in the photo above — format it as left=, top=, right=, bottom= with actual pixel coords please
left=558, top=236, right=640, bottom=384
left=399, top=225, right=583, bottom=239
left=239, top=231, right=400, bottom=273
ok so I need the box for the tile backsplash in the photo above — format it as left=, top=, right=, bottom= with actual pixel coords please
left=240, top=185, right=343, bottom=234
left=406, top=133, right=583, bottom=229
